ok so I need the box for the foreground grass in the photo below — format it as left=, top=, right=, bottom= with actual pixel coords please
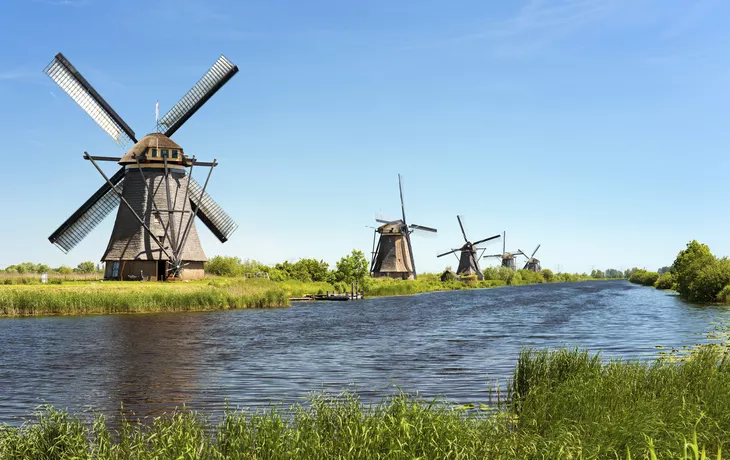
left=2, top=347, right=729, bottom=458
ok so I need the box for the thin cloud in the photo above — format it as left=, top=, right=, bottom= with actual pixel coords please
left=0, top=70, right=37, bottom=81
left=400, top=0, right=615, bottom=56
left=30, top=0, right=91, bottom=6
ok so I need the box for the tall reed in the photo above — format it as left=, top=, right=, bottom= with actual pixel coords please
left=1, top=347, right=729, bottom=458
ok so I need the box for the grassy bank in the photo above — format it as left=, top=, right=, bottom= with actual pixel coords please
left=0, top=273, right=595, bottom=317
left=2, top=346, right=728, bottom=458
left=0, top=278, right=289, bottom=317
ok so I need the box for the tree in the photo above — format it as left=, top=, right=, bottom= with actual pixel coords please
left=672, top=240, right=715, bottom=300
left=657, top=266, right=672, bottom=275
left=206, top=255, right=243, bottom=277
left=334, top=250, right=369, bottom=284
left=75, top=261, right=97, bottom=274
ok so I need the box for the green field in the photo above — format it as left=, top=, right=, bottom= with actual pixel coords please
left=1, top=346, right=728, bottom=458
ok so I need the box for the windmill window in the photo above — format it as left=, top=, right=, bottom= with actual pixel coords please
left=172, top=149, right=179, bottom=159
left=162, top=149, right=169, bottom=158
left=111, top=261, right=120, bottom=278
left=151, top=149, right=158, bottom=158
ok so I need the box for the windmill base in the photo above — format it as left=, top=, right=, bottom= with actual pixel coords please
left=104, top=260, right=205, bottom=281
left=371, top=271, right=414, bottom=281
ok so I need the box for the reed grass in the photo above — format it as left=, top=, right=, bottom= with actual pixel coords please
left=1, top=347, right=728, bottom=458
left=0, top=278, right=289, bottom=317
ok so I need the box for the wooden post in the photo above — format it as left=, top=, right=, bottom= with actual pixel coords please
left=351, top=282, right=354, bottom=299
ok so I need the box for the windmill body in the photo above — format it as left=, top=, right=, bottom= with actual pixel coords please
left=456, top=245, right=481, bottom=279
left=484, top=231, right=524, bottom=271
left=369, top=175, right=436, bottom=280
left=45, top=53, right=239, bottom=280
left=371, top=220, right=414, bottom=280
left=438, top=216, right=500, bottom=281
left=521, top=245, right=542, bottom=272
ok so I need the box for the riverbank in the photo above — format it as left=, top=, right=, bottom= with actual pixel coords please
left=1, top=346, right=726, bottom=458
left=0, top=271, right=596, bottom=317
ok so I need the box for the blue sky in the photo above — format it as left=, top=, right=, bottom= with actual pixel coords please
left=0, top=0, right=728, bottom=274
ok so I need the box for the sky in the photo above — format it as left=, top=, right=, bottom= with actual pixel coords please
left=0, top=0, right=728, bottom=274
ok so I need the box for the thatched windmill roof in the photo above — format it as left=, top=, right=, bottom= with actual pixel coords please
left=119, top=133, right=184, bottom=165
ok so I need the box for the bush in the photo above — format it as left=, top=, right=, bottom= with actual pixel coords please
left=653, top=272, right=674, bottom=290
left=440, top=270, right=456, bottom=282
left=206, top=255, right=243, bottom=277
left=687, top=259, right=730, bottom=303
left=629, top=269, right=659, bottom=286
left=672, top=240, right=716, bottom=300
left=541, top=269, right=554, bottom=282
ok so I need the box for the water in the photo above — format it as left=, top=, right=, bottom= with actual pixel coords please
left=0, top=280, right=728, bottom=424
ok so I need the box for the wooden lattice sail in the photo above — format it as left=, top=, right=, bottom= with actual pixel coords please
left=45, top=53, right=239, bottom=280
left=437, top=216, right=500, bottom=281
left=369, top=175, right=436, bottom=280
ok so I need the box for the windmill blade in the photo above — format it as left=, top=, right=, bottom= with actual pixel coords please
left=517, top=249, right=528, bottom=258
left=456, top=215, right=468, bottom=243
left=437, top=248, right=460, bottom=258
left=472, top=234, right=501, bottom=246
left=48, top=167, right=125, bottom=253
left=410, top=224, right=437, bottom=233
left=44, top=53, right=136, bottom=147
left=530, top=244, right=541, bottom=258
left=398, top=173, right=407, bottom=224
left=187, top=176, right=238, bottom=243
left=404, top=228, right=417, bottom=279
left=484, top=254, right=502, bottom=258
left=376, top=218, right=401, bottom=226
left=159, top=55, right=239, bottom=137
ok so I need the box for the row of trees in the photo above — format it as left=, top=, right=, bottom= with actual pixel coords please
left=1, top=261, right=101, bottom=275
left=626, top=240, right=730, bottom=303
left=206, top=250, right=370, bottom=285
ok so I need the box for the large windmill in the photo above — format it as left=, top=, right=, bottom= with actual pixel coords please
left=44, top=53, right=239, bottom=281
left=369, top=174, right=436, bottom=280
left=484, top=231, right=524, bottom=271
left=437, top=216, right=500, bottom=280
left=519, top=245, right=542, bottom=272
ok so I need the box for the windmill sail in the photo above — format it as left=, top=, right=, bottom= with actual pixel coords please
left=44, top=53, right=136, bottom=147
left=49, top=167, right=126, bottom=253
left=159, top=55, right=238, bottom=137
left=187, top=176, right=238, bottom=243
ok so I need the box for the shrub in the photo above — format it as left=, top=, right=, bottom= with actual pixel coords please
left=629, top=269, right=659, bottom=286
left=672, top=240, right=716, bottom=300
left=541, top=269, right=554, bottom=282
left=687, top=258, right=730, bottom=303
left=206, top=256, right=243, bottom=277
left=440, top=270, right=456, bottom=282
left=653, top=272, right=674, bottom=290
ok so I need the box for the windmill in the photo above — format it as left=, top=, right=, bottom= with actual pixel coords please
left=369, top=174, right=436, bottom=280
left=519, top=245, right=542, bottom=272
left=437, top=216, right=500, bottom=280
left=44, top=53, right=239, bottom=281
left=484, top=231, right=524, bottom=271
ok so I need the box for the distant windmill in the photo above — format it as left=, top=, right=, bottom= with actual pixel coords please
left=369, top=174, right=437, bottom=280
left=437, top=216, right=500, bottom=280
left=484, top=231, right=524, bottom=271
left=519, top=245, right=542, bottom=272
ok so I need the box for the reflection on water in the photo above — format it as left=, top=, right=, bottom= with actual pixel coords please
left=0, top=280, right=727, bottom=424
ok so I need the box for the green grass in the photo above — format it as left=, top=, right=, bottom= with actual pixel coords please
left=0, top=278, right=289, bottom=317
left=2, top=347, right=729, bottom=458
left=0, top=270, right=595, bottom=318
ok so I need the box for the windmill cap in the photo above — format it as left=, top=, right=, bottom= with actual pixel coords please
left=119, top=133, right=184, bottom=165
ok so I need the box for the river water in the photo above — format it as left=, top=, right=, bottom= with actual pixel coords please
left=0, top=280, right=728, bottom=424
